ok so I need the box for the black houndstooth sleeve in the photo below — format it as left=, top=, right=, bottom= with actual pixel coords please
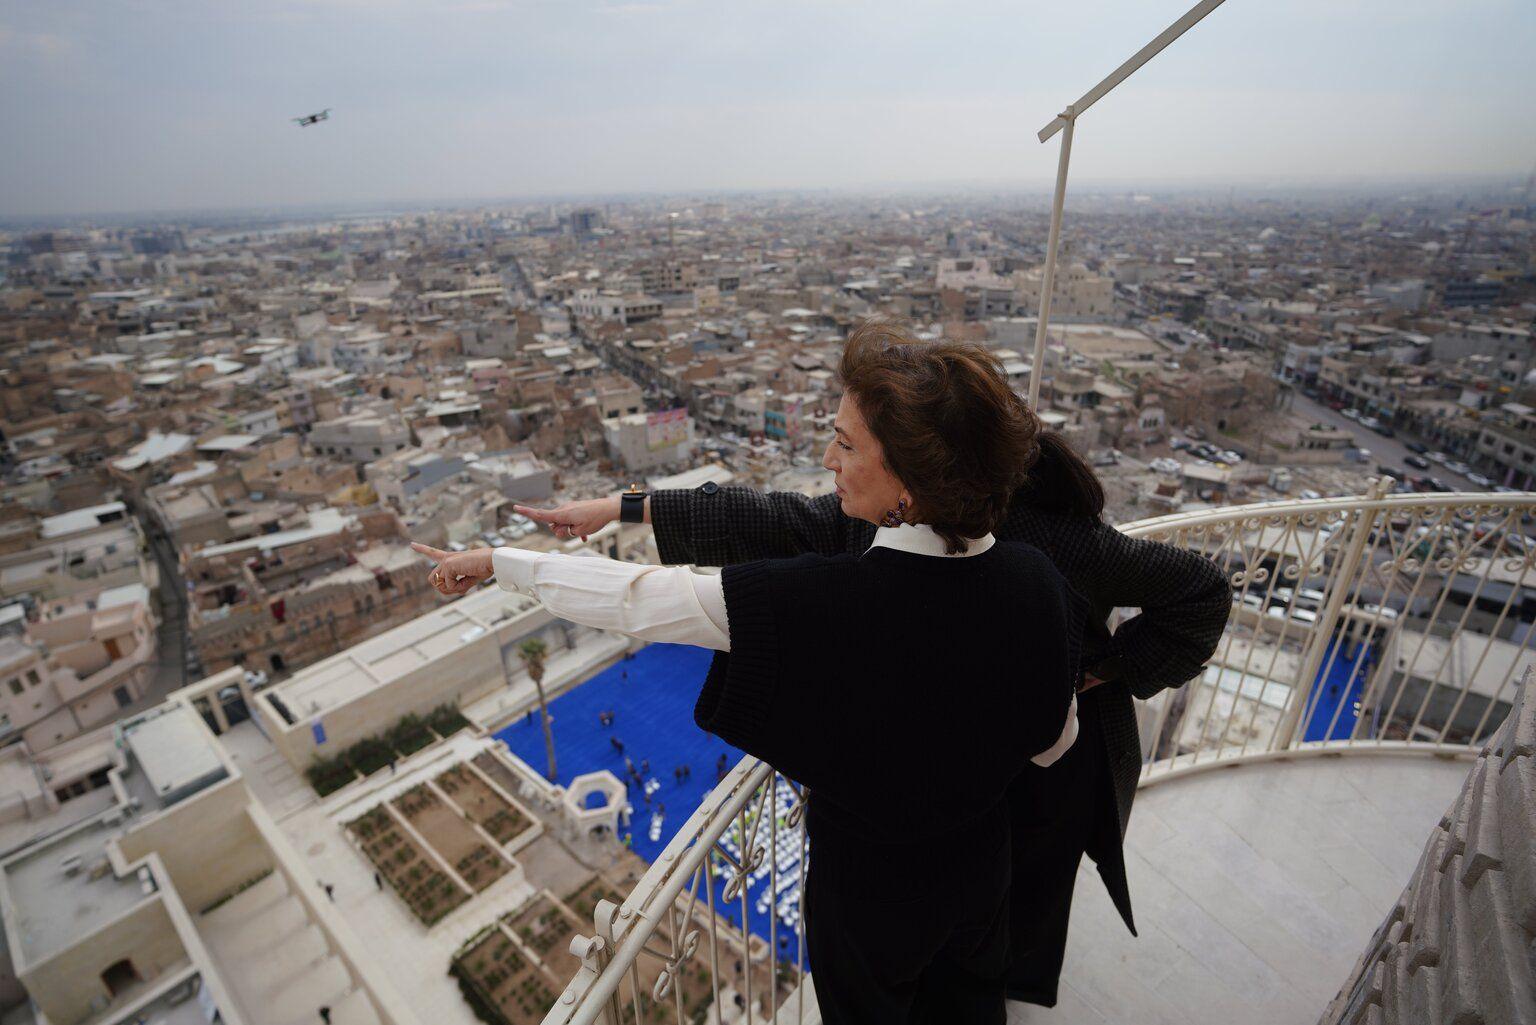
left=649, top=486, right=849, bottom=567
left=1077, top=521, right=1232, bottom=701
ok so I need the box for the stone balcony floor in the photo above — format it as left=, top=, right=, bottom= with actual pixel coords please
left=1008, top=753, right=1470, bottom=1024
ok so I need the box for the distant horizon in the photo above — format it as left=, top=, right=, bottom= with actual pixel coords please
left=2, top=170, right=1528, bottom=230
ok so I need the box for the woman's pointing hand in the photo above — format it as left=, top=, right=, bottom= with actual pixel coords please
left=514, top=498, right=621, bottom=542
left=411, top=542, right=494, bottom=595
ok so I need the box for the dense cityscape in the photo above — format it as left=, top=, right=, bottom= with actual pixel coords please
left=0, top=178, right=1533, bottom=1025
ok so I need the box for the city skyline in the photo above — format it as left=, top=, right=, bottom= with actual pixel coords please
left=3, top=0, right=1533, bottom=218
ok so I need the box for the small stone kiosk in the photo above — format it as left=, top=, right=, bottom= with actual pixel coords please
left=559, top=770, right=628, bottom=841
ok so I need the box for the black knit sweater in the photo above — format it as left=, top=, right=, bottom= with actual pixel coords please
left=694, top=543, right=1087, bottom=875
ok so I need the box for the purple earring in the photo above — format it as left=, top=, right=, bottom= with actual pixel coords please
left=880, top=498, right=907, bottom=528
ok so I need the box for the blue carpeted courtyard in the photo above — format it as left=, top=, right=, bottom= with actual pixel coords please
left=494, top=643, right=803, bottom=953
left=1302, top=636, right=1374, bottom=742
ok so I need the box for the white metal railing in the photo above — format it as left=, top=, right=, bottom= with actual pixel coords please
left=1125, top=483, right=1536, bottom=782
left=542, top=487, right=1536, bottom=1024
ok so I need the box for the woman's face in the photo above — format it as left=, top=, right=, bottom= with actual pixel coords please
left=822, top=393, right=909, bottom=525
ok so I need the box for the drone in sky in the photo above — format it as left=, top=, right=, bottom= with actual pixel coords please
left=292, top=108, right=331, bottom=127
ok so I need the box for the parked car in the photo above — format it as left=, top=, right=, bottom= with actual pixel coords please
left=1266, top=605, right=1319, bottom=624
left=1376, top=464, right=1399, bottom=477
left=1404, top=454, right=1431, bottom=470
left=1427, top=451, right=1451, bottom=465
left=1299, top=489, right=1322, bottom=500
left=1150, top=457, right=1182, bottom=475
left=1467, top=472, right=1494, bottom=488
left=1342, top=408, right=1362, bottom=421
left=1495, top=485, right=1522, bottom=494
left=1405, top=441, right=1430, bottom=455
left=1371, top=423, right=1396, bottom=438
left=1170, top=437, right=1192, bottom=451
left=1445, top=460, right=1472, bottom=476
left=1294, top=587, right=1326, bottom=608
left=1426, top=477, right=1452, bottom=492
left=1358, top=416, right=1380, bottom=429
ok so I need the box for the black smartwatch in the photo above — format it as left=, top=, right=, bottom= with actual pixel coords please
left=619, top=484, right=648, bottom=524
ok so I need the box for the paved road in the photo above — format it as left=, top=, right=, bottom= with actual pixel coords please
left=1286, top=391, right=1487, bottom=490
left=141, top=526, right=196, bottom=702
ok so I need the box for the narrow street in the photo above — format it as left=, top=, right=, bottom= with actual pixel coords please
left=134, top=523, right=200, bottom=709
left=1287, top=390, right=1488, bottom=490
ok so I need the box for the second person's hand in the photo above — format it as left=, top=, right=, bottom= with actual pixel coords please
left=515, top=497, right=622, bottom=541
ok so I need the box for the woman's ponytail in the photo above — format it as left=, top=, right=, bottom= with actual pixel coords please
left=1018, top=431, right=1106, bottom=521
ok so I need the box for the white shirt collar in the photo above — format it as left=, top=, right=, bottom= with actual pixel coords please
left=869, top=522, right=995, bottom=558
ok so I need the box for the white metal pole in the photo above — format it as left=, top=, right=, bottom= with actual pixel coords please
left=1037, top=0, right=1229, bottom=143
left=1027, top=0, right=1229, bottom=410
left=1029, top=109, right=1074, bottom=410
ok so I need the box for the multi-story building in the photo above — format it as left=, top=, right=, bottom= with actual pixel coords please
left=570, top=289, right=664, bottom=326
left=1012, top=263, right=1116, bottom=320
left=1473, top=402, right=1536, bottom=489
left=309, top=410, right=412, bottom=465
left=0, top=583, right=157, bottom=751
left=183, top=507, right=435, bottom=677
left=600, top=410, right=696, bottom=472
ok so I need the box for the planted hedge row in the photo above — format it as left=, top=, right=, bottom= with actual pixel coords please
left=304, top=704, right=473, bottom=796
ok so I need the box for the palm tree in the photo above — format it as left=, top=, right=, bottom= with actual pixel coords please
left=518, top=637, right=557, bottom=781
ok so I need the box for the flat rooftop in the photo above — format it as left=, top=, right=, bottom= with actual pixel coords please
left=2, top=816, right=148, bottom=965
left=121, top=706, right=228, bottom=807
left=39, top=502, right=127, bottom=540
left=197, top=507, right=353, bottom=559
left=268, top=585, right=539, bottom=721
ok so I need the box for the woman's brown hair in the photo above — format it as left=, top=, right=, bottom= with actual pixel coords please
left=839, top=320, right=1040, bottom=553
left=838, top=320, right=1106, bottom=552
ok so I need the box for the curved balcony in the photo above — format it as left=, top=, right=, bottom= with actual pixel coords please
left=537, top=488, right=1536, bottom=1025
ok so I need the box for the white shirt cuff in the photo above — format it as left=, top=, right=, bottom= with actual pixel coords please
left=493, top=546, right=542, bottom=596
left=1031, top=693, right=1079, bottom=767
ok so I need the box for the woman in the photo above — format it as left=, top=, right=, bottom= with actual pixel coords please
left=414, top=328, right=1089, bottom=1024
left=514, top=322, right=1233, bottom=1008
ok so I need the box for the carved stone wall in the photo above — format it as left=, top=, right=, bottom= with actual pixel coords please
left=1319, top=670, right=1535, bottom=1025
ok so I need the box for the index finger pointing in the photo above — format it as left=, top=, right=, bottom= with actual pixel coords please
left=410, top=541, right=449, bottom=563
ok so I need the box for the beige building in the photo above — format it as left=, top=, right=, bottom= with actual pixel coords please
left=600, top=410, right=697, bottom=473
left=0, top=503, right=158, bottom=607
left=309, top=409, right=412, bottom=465
left=570, top=288, right=664, bottom=326
left=1012, top=263, right=1116, bottom=320
left=184, top=508, right=437, bottom=678
left=0, top=583, right=158, bottom=752
left=0, top=698, right=409, bottom=1025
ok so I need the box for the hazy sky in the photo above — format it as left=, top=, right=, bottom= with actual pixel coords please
left=2, top=0, right=1533, bottom=217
